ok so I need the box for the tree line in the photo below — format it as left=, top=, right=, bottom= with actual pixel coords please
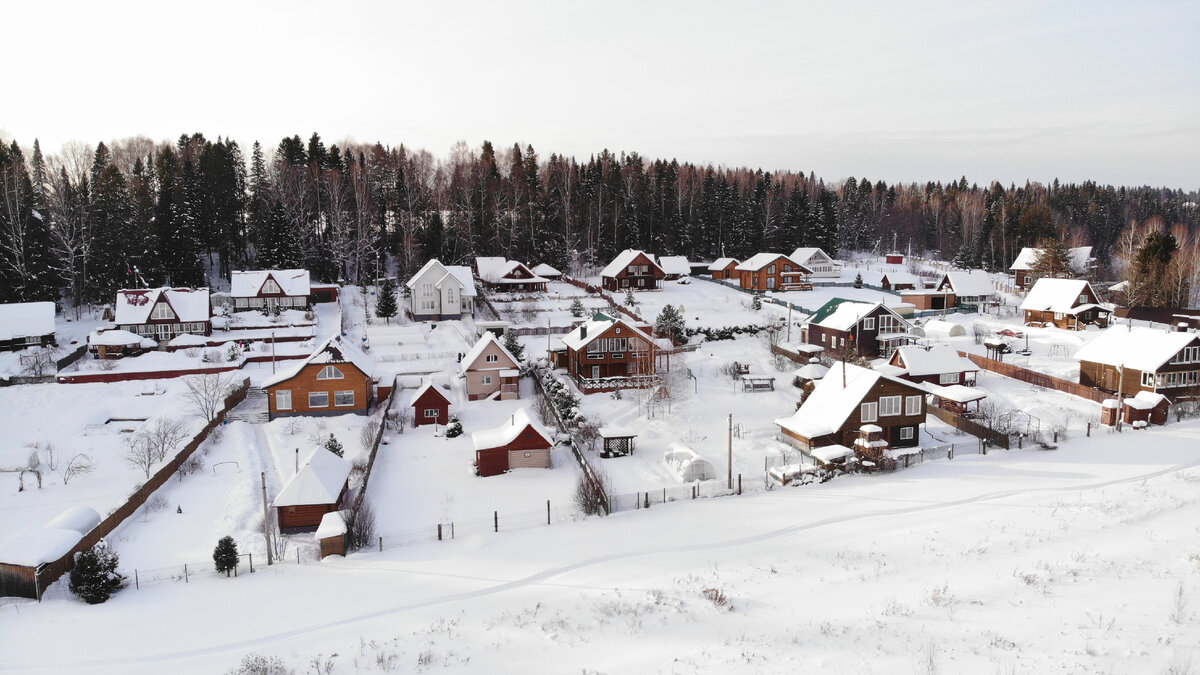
left=2, top=132, right=1198, bottom=309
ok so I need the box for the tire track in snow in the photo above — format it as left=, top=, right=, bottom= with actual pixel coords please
left=6, top=457, right=1199, bottom=672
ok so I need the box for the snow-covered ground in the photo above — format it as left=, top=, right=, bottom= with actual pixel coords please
left=0, top=306, right=106, bottom=377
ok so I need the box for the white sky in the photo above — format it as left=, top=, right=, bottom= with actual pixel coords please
left=4, top=0, right=1198, bottom=188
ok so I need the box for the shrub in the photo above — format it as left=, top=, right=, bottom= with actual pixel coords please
left=69, top=541, right=124, bottom=604
left=323, top=433, right=343, bottom=458
left=445, top=416, right=463, bottom=438
left=213, top=535, right=239, bottom=576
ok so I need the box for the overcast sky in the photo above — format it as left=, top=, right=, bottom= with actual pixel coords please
left=4, top=0, right=1198, bottom=188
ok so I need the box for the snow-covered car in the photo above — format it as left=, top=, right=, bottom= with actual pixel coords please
left=996, top=328, right=1024, bottom=338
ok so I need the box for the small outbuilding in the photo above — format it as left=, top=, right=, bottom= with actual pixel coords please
left=472, top=408, right=554, bottom=477
left=0, top=302, right=56, bottom=352
left=599, top=427, right=638, bottom=457
left=315, top=510, right=350, bottom=559
left=663, top=443, right=717, bottom=482
left=410, top=380, right=451, bottom=427
left=708, top=258, right=740, bottom=280
left=0, top=506, right=100, bottom=600
left=273, top=447, right=352, bottom=531
left=1122, top=391, right=1169, bottom=427
left=531, top=263, right=562, bottom=280
left=88, top=329, right=156, bottom=359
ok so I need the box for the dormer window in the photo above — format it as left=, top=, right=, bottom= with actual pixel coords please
left=262, top=279, right=281, bottom=294
left=151, top=302, right=175, bottom=320
left=317, top=365, right=344, bottom=380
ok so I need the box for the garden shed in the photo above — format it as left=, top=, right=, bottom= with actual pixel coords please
left=315, top=510, right=350, bottom=559
left=1123, top=391, right=1169, bottom=427
left=472, top=408, right=554, bottom=477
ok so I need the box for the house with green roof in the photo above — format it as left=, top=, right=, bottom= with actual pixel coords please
left=801, top=298, right=914, bottom=359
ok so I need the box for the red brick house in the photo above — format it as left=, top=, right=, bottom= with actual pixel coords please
left=263, top=336, right=375, bottom=420
left=883, top=345, right=979, bottom=386
left=410, top=380, right=451, bottom=426
left=734, top=253, right=812, bottom=291
left=600, top=250, right=665, bottom=292
left=473, top=408, right=554, bottom=477
left=801, top=298, right=914, bottom=359
left=114, top=287, right=211, bottom=342
left=557, top=314, right=661, bottom=394
left=273, top=447, right=351, bottom=531
left=474, top=257, right=549, bottom=293
left=1076, top=326, right=1200, bottom=397
left=707, top=258, right=739, bottom=280
left=230, top=269, right=311, bottom=312
left=1019, top=278, right=1109, bottom=330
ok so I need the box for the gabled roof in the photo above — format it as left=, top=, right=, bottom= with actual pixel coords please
left=1019, top=278, right=1097, bottom=314
left=442, top=266, right=478, bottom=297
left=890, top=345, right=978, bottom=377
left=115, top=288, right=210, bottom=325
left=471, top=408, right=553, bottom=451
left=658, top=256, right=691, bottom=276
left=460, top=332, right=520, bottom=372
left=409, top=379, right=452, bottom=407
left=939, top=272, right=995, bottom=298
left=0, top=302, right=55, bottom=341
left=708, top=257, right=739, bottom=271
left=1010, top=246, right=1094, bottom=272
left=406, top=259, right=448, bottom=288
left=790, top=248, right=835, bottom=265
left=735, top=252, right=808, bottom=273
left=475, top=258, right=548, bottom=285
left=262, top=335, right=374, bottom=388
left=601, top=250, right=662, bottom=278
left=273, top=447, right=351, bottom=507
left=531, top=263, right=561, bottom=277
left=1073, top=326, right=1200, bottom=372
left=806, top=298, right=903, bottom=332
left=879, top=271, right=921, bottom=286
left=230, top=269, right=310, bottom=297
left=775, top=362, right=917, bottom=440
left=561, top=315, right=654, bottom=351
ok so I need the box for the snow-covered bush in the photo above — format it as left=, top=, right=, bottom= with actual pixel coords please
left=225, top=343, right=243, bottom=362
left=69, top=541, right=124, bottom=604
left=323, top=433, right=344, bottom=457
left=226, top=653, right=292, bottom=675
left=445, top=416, right=463, bottom=438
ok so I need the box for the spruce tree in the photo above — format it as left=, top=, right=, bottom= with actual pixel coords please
left=569, top=298, right=585, bottom=318
left=654, top=304, right=686, bottom=345
left=324, top=433, right=343, bottom=458
left=624, top=289, right=637, bottom=307
left=445, top=415, right=463, bottom=438
left=502, top=330, right=525, bottom=361
left=69, top=541, right=124, bottom=604
left=1028, top=236, right=1075, bottom=281
left=213, top=535, right=239, bottom=576
left=375, top=278, right=398, bottom=323
left=853, top=272, right=863, bottom=289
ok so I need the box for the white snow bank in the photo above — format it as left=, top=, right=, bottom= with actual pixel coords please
left=44, top=505, right=101, bottom=535
left=0, top=527, right=82, bottom=566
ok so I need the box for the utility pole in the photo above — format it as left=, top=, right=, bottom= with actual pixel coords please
left=261, top=472, right=273, bottom=565
left=787, top=303, right=793, bottom=343
left=271, top=331, right=276, bottom=374
left=727, top=414, right=733, bottom=490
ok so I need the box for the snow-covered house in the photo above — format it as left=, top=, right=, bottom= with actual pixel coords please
left=531, top=263, right=562, bottom=280
left=0, top=506, right=100, bottom=599
left=273, top=447, right=351, bottom=531
left=405, top=259, right=476, bottom=321
left=901, top=271, right=995, bottom=310
left=461, top=332, right=521, bottom=401
left=775, top=361, right=926, bottom=453
left=878, top=271, right=921, bottom=291
left=472, top=408, right=554, bottom=477
left=87, top=329, right=156, bottom=359
left=557, top=313, right=660, bottom=393
left=801, top=298, right=914, bottom=359
left=1019, top=278, right=1109, bottom=330
left=114, top=287, right=211, bottom=341
left=1010, top=246, right=1094, bottom=291
left=1121, top=390, right=1170, bottom=426
left=263, top=335, right=375, bottom=419
left=734, top=253, right=812, bottom=291
left=230, top=269, right=311, bottom=312
left=658, top=256, right=691, bottom=280
left=600, top=250, right=665, bottom=292
left=0, top=302, right=56, bottom=351
left=789, top=247, right=841, bottom=278
left=474, top=257, right=549, bottom=293
left=707, top=258, right=739, bottom=280
left=410, top=380, right=452, bottom=426
left=883, top=345, right=979, bottom=386
left=1076, top=326, right=1200, bottom=397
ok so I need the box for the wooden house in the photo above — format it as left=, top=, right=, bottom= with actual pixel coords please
left=707, top=258, right=739, bottom=280
left=0, top=506, right=100, bottom=600
left=262, top=335, right=375, bottom=420
left=87, top=329, right=154, bottom=359
left=1075, top=326, right=1200, bottom=397
left=775, top=362, right=926, bottom=453
left=472, top=408, right=554, bottom=477
left=878, top=271, right=921, bottom=291
left=0, top=302, right=56, bottom=352
left=734, top=253, right=812, bottom=291
left=600, top=250, right=665, bottom=292
left=885, top=253, right=905, bottom=264
left=883, top=345, right=978, bottom=386
left=410, top=380, right=452, bottom=426
left=531, top=263, right=562, bottom=280
left=658, top=256, right=691, bottom=281
left=230, top=269, right=311, bottom=312
left=114, top=287, right=211, bottom=341
left=405, top=259, right=476, bottom=321
left=900, top=271, right=995, bottom=311
left=273, top=447, right=351, bottom=531
left=461, top=332, right=521, bottom=401
left=801, top=298, right=914, bottom=359
left=558, top=313, right=661, bottom=394
left=1010, top=246, right=1094, bottom=291
left=1019, top=278, right=1109, bottom=330
left=474, top=257, right=549, bottom=293
left=310, top=283, right=340, bottom=304
left=789, top=248, right=841, bottom=278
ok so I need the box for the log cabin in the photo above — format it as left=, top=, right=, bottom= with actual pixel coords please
left=114, top=287, right=211, bottom=342
left=558, top=313, right=661, bottom=394
left=263, top=335, right=375, bottom=420
left=1075, top=326, right=1200, bottom=397
left=461, top=333, right=521, bottom=401
left=405, top=259, right=477, bottom=321
left=0, top=302, right=56, bottom=352
left=707, top=258, right=740, bottom=280
left=658, top=256, right=691, bottom=281
left=474, top=257, right=549, bottom=293
left=273, top=447, right=351, bottom=531
left=230, top=269, right=311, bottom=312
left=882, top=344, right=979, bottom=386
left=878, top=271, right=921, bottom=291
left=1010, top=246, right=1094, bottom=291
left=734, top=253, right=812, bottom=291
left=472, top=408, right=554, bottom=477
left=600, top=250, right=665, bottom=292
left=801, top=298, right=914, bottom=359
left=1019, top=278, right=1109, bottom=330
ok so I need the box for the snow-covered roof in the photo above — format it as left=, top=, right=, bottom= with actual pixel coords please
left=922, top=382, right=987, bottom=404
left=1010, top=246, right=1094, bottom=272
left=460, top=332, right=520, bottom=372
left=531, top=263, right=561, bottom=277
left=0, top=527, right=83, bottom=567
left=261, top=335, right=375, bottom=388
left=794, top=362, right=829, bottom=381
left=775, top=362, right=907, bottom=440
left=919, top=319, right=966, bottom=337
left=408, top=380, right=451, bottom=407
left=1129, top=390, right=1168, bottom=408
left=810, top=444, right=856, bottom=463
left=314, top=510, right=349, bottom=539
left=790, top=248, right=835, bottom=265
left=0, top=302, right=55, bottom=341
left=168, top=333, right=212, bottom=347
left=273, top=447, right=351, bottom=507
left=44, top=506, right=101, bottom=535
left=115, top=288, right=210, bottom=325
left=475, top=258, right=548, bottom=285
left=735, top=252, right=807, bottom=273
left=806, top=298, right=901, bottom=332
left=601, top=250, right=661, bottom=278
left=1108, top=280, right=1130, bottom=293
left=471, top=408, right=553, bottom=451
left=890, top=345, right=978, bottom=377
left=230, top=269, right=311, bottom=298
left=443, top=266, right=477, bottom=297
left=880, top=271, right=921, bottom=286
left=599, top=427, right=638, bottom=438
left=1019, top=278, right=1097, bottom=314
left=1074, top=327, right=1200, bottom=372
left=708, top=257, right=739, bottom=271
left=561, top=315, right=654, bottom=351
left=659, top=256, right=691, bottom=276
left=940, top=272, right=995, bottom=298
left=89, top=329, right=144, bottom=346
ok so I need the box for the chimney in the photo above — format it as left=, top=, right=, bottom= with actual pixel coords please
left=580, top=325, right=587, bottom=339
left=295, top=448, right=299, bottom=473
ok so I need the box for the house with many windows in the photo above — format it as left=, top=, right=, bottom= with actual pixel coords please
left=882, top=345, right=979, bottom=386
left=801, top=298, right=914, bottom=359
left=405, top=259, right=476, bottom=321
left=461, top=333, right=521, bottom=401
left=554, top=313, right=661, bottom=394
left=734, top=253, right=812, bottom=291
left=600, top=250, right=666, bottom=292
left=788, top=248, right=841, bottom=278
left=474, top=257, right=549, bottom=293
left=114, top=287, right=211, bottom=341
left=229, top=269, right=311, bottom=312
left=263, top=335, right=375, bottom=419
left=1075, top=326, right=1200, bottom=397
left=1019, top=278, right=1109, bottom=330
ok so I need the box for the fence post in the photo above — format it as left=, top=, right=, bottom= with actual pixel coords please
left=662, top=487, right=666, bottom=504
left=135, top=569, right=139, bottom=590
left=249, top=553, right=253, bottom=573
left=297, top=549, right=300, bottom=564
left=451, top=522, right=455, bottom=539
left=494, top=510, right=498, bottom=532
left=378, top=536, right=382, bottom=552
left=184, top=563, right=188, bottom=583
left=1087, top=422, right=1091, bottom=437
left=438, top=523, right=443, bottom=541
left=547, top=500, right=551, bottom=525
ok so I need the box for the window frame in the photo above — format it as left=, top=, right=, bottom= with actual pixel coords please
left=860, top=401, right=878, bottom=423
left=276, top=390, right=292, bottom=410
left=308, top=391, right=330, bottom=408
left=879, top=395, right=902, bottom=417
left=317, top=365, right=344, bottom=380
left=900, top=426, right=914, bottom=441
left=334, top=390, right=355, bottom=407
left=905, top=394, right=922, bottom=415
left=862, top=317, right=875, bottom=331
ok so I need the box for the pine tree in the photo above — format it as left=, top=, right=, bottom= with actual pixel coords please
left=751, top=294, right=763, bottom=311
left=569, top=298, right=585, bottom=318
left=213, top=535, right=239, bottom=576
left=624, top=289, right=637, bottom=307
left=69, top=541, right=124, bottom=604
left=375, top=277, right=398, bottom=324
left=324, top=433, right=343, bottom=457
left=502, top=330, right=525, bottom=361
left=654, top=304, right=686, bottom=345
left=1028, top=236, right=1074, bottom=281
left=853, top=273, right=863, bottom=289
left=445, top=415, right=463, bottom=438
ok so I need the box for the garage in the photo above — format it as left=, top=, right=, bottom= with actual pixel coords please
left=471, top=409, right=554, bottom=477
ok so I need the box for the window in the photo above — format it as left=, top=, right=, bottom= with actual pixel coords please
left=1142, top=371, right=1155, bottom=386
left=820, top=333, right=826, bottom=344
left=424, top=408, right=439, bottom=418
left=767, top=264, right=776, bottom=274
left=628, top=265, right=637, bottom=274
left=317, top=366, right=344, bottom=380
left=334, top=390, right=355, bottom=407
left=905, top=395, right=922, bottom=415
left=308, top=392, right=329, bottom=408
left=900, top=427, right=914, bottom=440
left=262, top=279, right=280, bottom=294
left=485, top=353, right=499, bottom=363
left=1078, top=294, right=1087, bottom=303
left=481, top=375, right=493, bottom=385
left=860, top=402, right=878, bottom=422
left=939, top=373, right=960, bottom=385
left=840, top=337, right=845, bottom=347
left=151, top=302, right=175, bottom=320
left=879, top=395, right=901, bottom=417
left=862, top=317, right=875, bottom=331
left=1054, top=312, right=1065, bottom=320
left=767, top=277, right=776, bottom=289
left=276, top=390, right=292, bottom=410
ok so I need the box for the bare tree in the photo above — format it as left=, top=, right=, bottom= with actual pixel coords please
left=41, top=442, right=61, bottom=472
left=182, top=373, right=235, bottom=422
left=124, top=436, right=157, bottom=478
left=573, top=464, right=611, bottom=517
left=359, top=420, right=380, bottom=455
left=62, top=453, right=95, bottom=485
left=125, top=417, right=189, bottom=477
left=345, top=498, right=377, bottom=551
left=19, top=345, right=62, bottom=377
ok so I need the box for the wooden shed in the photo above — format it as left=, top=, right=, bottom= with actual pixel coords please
left=1123, top=391, right=1169, bottom=427
left=315, top=510, right=350, bottom=559
left=410, top=380, right=452, bottom=427
left=273, top=447, right=351, bottom=531
left=472, top=409, right=554, bottom=477
left=0, top=506, right=99, bottom=599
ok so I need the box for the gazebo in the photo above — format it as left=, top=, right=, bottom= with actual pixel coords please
left=925, top=382, right=988, bottom=417
left=598, top=427, right=638, bottom=457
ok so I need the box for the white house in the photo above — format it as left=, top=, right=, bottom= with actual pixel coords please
left=405, top=259, right=476, bottom=321
left=229, top=269, right=311, bottom=312
left=789, top=247, right=842, bottom=278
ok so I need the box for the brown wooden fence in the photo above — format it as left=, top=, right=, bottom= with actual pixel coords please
left=560, top=276, right=646, bottom=324
left=2, top=377, right=250, bottom=600
left=926, top=404, right=1010, bottom=449
left=957, top=351, right=1108, bottom=404
left=351, top=386, right=399, bottom=512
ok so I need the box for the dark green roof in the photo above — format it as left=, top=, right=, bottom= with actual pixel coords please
left=807, top=297, right=867, bottom=325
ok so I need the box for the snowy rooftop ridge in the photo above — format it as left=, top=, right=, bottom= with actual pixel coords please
left=601, top=250, right=661, bottom=278
left=561, top=314, right=654, bottom=351
left=776, top=362, right=897, bottom=439
left=114, top=287, right=211, bottom=325
left=940, top=271, right=995, bottom=298
left=460, top=332, right=520, bottom=372
left=658, top=256, right=691, bottom=276
left=1018, top=278, right=1097, bottom=314
left=890, top=345, right=978, bottom=377
left=273, top=447, right=351, bottom=507
left=735, top=252, right=807, bottom=272
left=408, top=379, right=451, bottom=407
left=0, top=302, right=55, bottom=341
left=530, top=263, right=561, bottom=277
left=471, top=408, right=553, bottom=451
left=707, top=257, right=739, bottom=271
left=230, top=269, right=311, bottom=298
left=475, top=257, right=548, bottom=285
left=261, top=334, right=375, bottom=388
